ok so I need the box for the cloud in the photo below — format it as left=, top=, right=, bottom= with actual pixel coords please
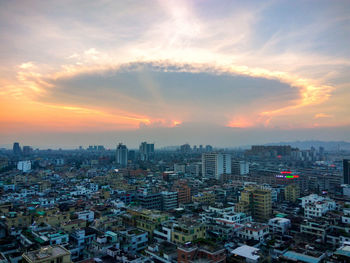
left=314, top=113, right=333, bottom=119
left=19, top=62, right=35, bottom=69
left=33, top=62, right=301, bottom=127
left=0, top=0, right=350, bottom=145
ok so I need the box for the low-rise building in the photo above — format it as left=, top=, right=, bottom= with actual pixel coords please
left=22, top=245, right=71, bottom=263
left=300, top=219, right=330, bottom=243
left=268, top=217, right=291, bottom=235
left=172, top=220, right=206, bottom=244
left=119, top=229, right=148, bottom=255
left=238, top=222, right=269, bottom=241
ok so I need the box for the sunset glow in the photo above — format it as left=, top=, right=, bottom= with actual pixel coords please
left=1, top=0, right=349, bottom=147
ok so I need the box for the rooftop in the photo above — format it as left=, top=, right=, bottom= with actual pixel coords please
left=231, top=245, right=260, bottom=260
left=334, top=245, right=350, bottom=258
left=23, top=245, right=70, bottom=262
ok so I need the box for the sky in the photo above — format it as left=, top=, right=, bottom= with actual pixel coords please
left=0, top=0, right=350, bottom=148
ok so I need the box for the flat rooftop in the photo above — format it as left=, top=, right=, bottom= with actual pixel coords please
left=23, top=245, right=70, bottom=262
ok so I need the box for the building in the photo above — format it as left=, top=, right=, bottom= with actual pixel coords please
left=332, top=243, right=350, bottom=262
left=22, top=146, right=33, bottom=156
left=119, top=229, right=148, bottom=255
left=268, top=217, right=291, bottom=235
left=300, top=194, right=336, bottom=218
left=177, top=243, right=226, bottom=263
left=22, top=245, right=71, bottom=263
left=17, top=161, right=31, bottom=172
left=137, top=190, right=162, bottom=210
left=232, top=160, right=249, bottom=175
left=202, top=152, right=231, bottom=180
left=236, top=185, right=272, bottom=222
left=127, top=207, right=169, bottom=236
left=139, top=142, right=154, bottom=161
left=238, top=222, right=269, bottom=241
left=284, top=184, right=300, bottom=203
left=76, top=210, right=95, bottom=222
left=174, top=164, right=186, bottom=173
left=300, top=219, right=329, bottom=242
left=172, top=220, right=206, bottom=244
left=0, top=157, right=8, bottom=170
left=231, top=245, right=261, bottom=263
left=246, top=145, right=295, bottom=157
left=116, top=143, right=128, bottom=167
left=205, top=145, right=213, bottom=152
left=186, top=163, right=201, bottom=177
left=161, top=191, right=178, bottom=211
left=180, top=144, right=191, bottom=153
left=172, top=180, right=191, bottom=204
left=192, top=192, right=215, bottom=205
left=344, top=159, right=350, bottom=184
left=281, top=250, right=326, bottom=263
left=13, top=142, right=21, bottom=155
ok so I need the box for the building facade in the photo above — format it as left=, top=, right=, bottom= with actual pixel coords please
left=202, top=153, right=231, bottom=180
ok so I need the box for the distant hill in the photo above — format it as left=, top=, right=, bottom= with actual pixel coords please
left=264, top=141, right=350, bottom=151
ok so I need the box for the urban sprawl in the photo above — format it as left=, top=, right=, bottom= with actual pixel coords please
left=0, top=142, right=350, bottom=263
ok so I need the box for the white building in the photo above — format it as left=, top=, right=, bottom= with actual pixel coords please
left=301, top=194, right=336, bottom=218
left=116, top=143, right=128, bottom=167
left=161, top=191, right=178, bottom=211
left=213, top=212, right=252, bottom=227
left=202, top=152, right=231, bottom=179
left=238, top=223, right=269, bottom=241
left=17, top=161, right=31, bottom=172
left=207, top=205, right=235, bottom=214
left=89, top=183, right=99, bottom=192
left=268, top=218, right=291, bottom=235
left=153, top=224, right=172, bottom=242
left=76, top=210, right=95, bottom=222
left=231, top=245, right=260, bottom=263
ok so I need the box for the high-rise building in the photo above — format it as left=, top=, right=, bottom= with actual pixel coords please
left=205, top=145, right=213, bottom=152
left=236, top=185, right=272, bottom=222
left=139, top=142, right=155, bottom=161
left=232, top=160, right=249, bottom=175
left=172, top=180, right=191, bottom=204
left=22, top=146, right=33, bottom=156
left=202, top=152, right=231, bottom=179
left=128, top=150, right=136, bottom=162
left=180, top=143, right=191, bottom=153
left=344, top=159, right=350, bottom=184
left=116, top=143, right=128, bottom=167
left=13, top=142, right=21, bottom=155
left=284, top=184, right=300, bottom=203
left=97, top=145, right=105, bottom=151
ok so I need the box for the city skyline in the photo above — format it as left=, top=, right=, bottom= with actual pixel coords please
left=1, top=0, right=350, bottom=147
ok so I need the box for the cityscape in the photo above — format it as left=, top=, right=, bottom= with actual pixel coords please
left=1, top=142, right=350, bottom=262
left=1, top=0, right=350, bottom=263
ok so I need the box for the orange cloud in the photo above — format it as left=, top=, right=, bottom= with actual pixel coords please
left=314, top=113, right=333, bottom=119
left=227, top=117, right=254, bottom=128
